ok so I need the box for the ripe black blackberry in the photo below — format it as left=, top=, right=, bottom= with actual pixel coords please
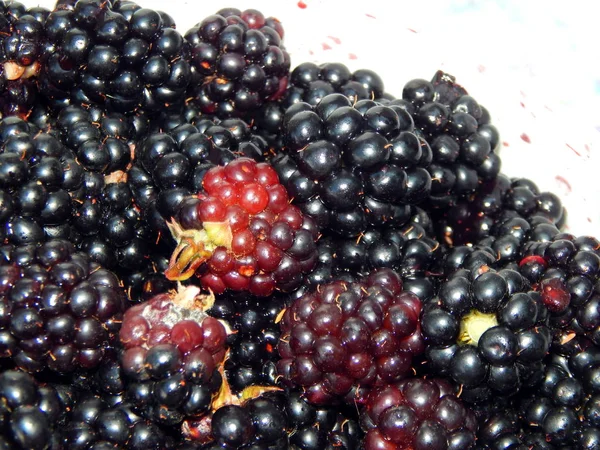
left=207, top=291, right=289, bottom=393
left=186, top=390, right=362, bottom=449
left=184, top=7, right=290, bottom=117
left=0, top=115, right=85, bottom=245
left=0, top=2, right=47, bottom=119
left=421, top=259, right=554, bottom=403
left=431, top=174, right=565, bottom=247
left=277, top=268, right=425, bottom=406
left=271, top=92, right=432, bottom=237
left=0, top=370, right=65, bottom=450
left=0, top=238, right=127, bottom=373
left=39, top=0, right=192, bottom=115
left=517, top=348, right=600, bottom=448
left=119, top=284, right=230, bottom=427
left=61, top=393, right=172, bottom=450
left=402, top=71, right=501, bottom=207
left=360, top=378, right=477, bottom=450
left=253, top=62, right=394, bottom=146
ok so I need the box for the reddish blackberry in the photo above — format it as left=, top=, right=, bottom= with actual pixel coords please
left=165, top=157, right=319, bottom=296
left=421, top=260, right=554, bottom=403
left=0, top=238, right=127, bottom=373
left=271, top=93, right=432, bottom=237
left=401, top=71, right=501, bottom=207
left=360, top=378, right=477, bottom=450
left=119, top=284, right=230, bottom=426
left=61, top=393, right=171, bottom=450
left=39, top=0, right=192, bottom=115
left=0, top=370, right=65, bottom=449
left=184, top=8, right=290, bottom=116
left=0, top=2, right=47, bottom=119
left=277, top=268, right=425, bottom=406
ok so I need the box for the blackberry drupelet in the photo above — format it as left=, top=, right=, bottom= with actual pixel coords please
left=184, top=7, right=290, bottom=116
left=165, top=157, right=319, bottom=296
left=360, top=378, right=477, bottom=450
left=271, top=92, right=432, bottom=237
left=40, top=0, right=192, bottom=115
left=119, top=284, right=230, bottom=427
left=0, top=2, right=47, bottom=119
left=277, top=268, right=425, bottom=406
left=0, top=238, right=127, bottom=373
left=0, top=370, right=65, bottom=449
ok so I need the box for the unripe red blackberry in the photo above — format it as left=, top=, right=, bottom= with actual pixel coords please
left=167, top=157, right=319, bottom=296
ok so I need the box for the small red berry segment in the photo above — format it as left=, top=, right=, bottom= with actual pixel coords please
left=540, top=277, right=571, bottom=313
left=276, top=269, right=425, bottom=406
left=167, top=158, right=318, bottom=296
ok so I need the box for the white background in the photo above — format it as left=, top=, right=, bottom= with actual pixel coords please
left=31, top=0, right=600, bottom=237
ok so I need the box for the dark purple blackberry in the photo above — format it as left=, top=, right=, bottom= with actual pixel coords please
left=0, top=2, right=48, bottom=119
left=360, top=378, right=477, bottom=450
left=271, top=92, right=432, bottom=237
left=0, top=370, right=65, bottom=449
left=39, top=0, right=192, bottom=115
left=0, top=116, right=84, bottom=245
left=61, top=393, right=171, bottom=450
left=0, top=238, right=127, bottom=373
left=119, top=284, right=230, bottom=427
left=421, top=261, right=553, bottom=403
left=401, top=71, right=501, bottom=207
left=277, top=268, right=425, bottom=406
left=184, top=8, right=290, bottom=116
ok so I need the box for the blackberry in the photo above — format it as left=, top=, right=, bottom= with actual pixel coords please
left=208, top=291, right=288, bottom=393
left=271, top=93, right=431, bottom=237
left=0, top=370, right=65, bottom=449
left=165, top=157, right=319, bottom=296
left=277, top=268, right=425, bottom=406
left=186, top=390, right=362, bottom=449
left=0, top=2, right=47, bottom=118
left=119, top=284, right=230, bottom=426
left=0, top=238, right=127, bottom=373
left=253, top=62, right=393, bottom=146
left=184, top=8, right=290, bottom=116
left=402, top=71, right=501, bottom=207
left=421, top=261, right=553, bottom=403
left=360, top=378, right=477, bottom=450
left=40, top=0, right=192, bottom=115
left=61, top=393, right=171, bottom=450
left=0, top=115, right=84, bottom=245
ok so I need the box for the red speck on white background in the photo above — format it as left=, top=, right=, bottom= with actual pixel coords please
left=327, top=36, right=341, bottom=44
left=407, top=28, right=418, bottom=33
left=520, top=101, right=526, bottom=108
left=520, top=133, right=531, bottom=143
left=502, top=141, right=510, bottom=147
left=297, top=1, right=307, bottom=9
left=566, top=143, right=581, bottom=157
left=348, top=53, right=357, bottom=60
left=555, top=175, right=572, bottom=194
left=321, top=42, right=332, bottom=51
left=365, top=13, right=376, bottom=19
